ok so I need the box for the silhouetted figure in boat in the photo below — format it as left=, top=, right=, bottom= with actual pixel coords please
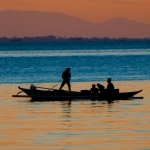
left=106, top=78, right=114, bottom=102
left=90, top=84, right=99, bottom=94
left=59, top=68, right=71, bottom=91
left=97, top=83, right=105, bottom=92
left=107, top=78, right=114, bottom=91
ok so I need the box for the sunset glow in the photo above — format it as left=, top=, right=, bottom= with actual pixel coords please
left=0, top=0, right=150, bottom=24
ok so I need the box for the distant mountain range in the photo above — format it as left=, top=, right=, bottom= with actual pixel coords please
left=0, top=10, right=150, bottom=38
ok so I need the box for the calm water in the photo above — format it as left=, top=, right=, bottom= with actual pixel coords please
left=0, top=41, right=150, bottom=149
left=0, top=41, right=150, bottom=83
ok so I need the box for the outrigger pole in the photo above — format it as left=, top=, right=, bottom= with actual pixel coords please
left=35, top=84, right=58, bottom=91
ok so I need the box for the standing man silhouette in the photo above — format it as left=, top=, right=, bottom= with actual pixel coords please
left=59, top=68, right=71, bottom=91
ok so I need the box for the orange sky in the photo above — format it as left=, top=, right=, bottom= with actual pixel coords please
left=0, top=0, right=150, bottom=24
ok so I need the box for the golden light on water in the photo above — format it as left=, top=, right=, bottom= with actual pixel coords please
left=0, top=81, right=149, bottom=149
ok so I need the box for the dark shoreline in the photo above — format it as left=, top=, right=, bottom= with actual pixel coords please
left=0, top=35, right=150, bottom=42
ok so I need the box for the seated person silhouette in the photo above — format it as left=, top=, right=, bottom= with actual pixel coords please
left=97, top=83, right=105, bottom=92
left=90, top=84, right=99, bottom=94
left=107, top=78, right=114, bottom=91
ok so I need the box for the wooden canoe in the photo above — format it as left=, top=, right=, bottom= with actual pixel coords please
left=12, top=86, right=143, bottom=101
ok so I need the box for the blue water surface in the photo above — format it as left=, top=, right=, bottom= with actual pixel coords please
left=0, top=41, right=150, bottom=84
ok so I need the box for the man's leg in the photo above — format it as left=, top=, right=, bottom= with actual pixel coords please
left=67, top=82, right=71, bottom=92
left=59, top=80, right=66, bottom=90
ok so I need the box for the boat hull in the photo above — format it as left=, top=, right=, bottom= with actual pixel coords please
left=12, top=86, right=143, bottom=101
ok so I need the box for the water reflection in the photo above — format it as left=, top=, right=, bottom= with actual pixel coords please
left=0, top=82, right=149, bottom=150
left=61, top=101, right=72, bottom=122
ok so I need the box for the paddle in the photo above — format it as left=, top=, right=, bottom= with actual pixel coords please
left=35, top=84, right=58, bottom=91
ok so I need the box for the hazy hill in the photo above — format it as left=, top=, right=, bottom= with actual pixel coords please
left=0, top=10, right=150, bottom=38
left=96, top=18, right=150, bottom=38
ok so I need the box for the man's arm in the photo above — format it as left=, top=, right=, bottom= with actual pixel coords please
left=62, top=72, right=64, bottom=79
